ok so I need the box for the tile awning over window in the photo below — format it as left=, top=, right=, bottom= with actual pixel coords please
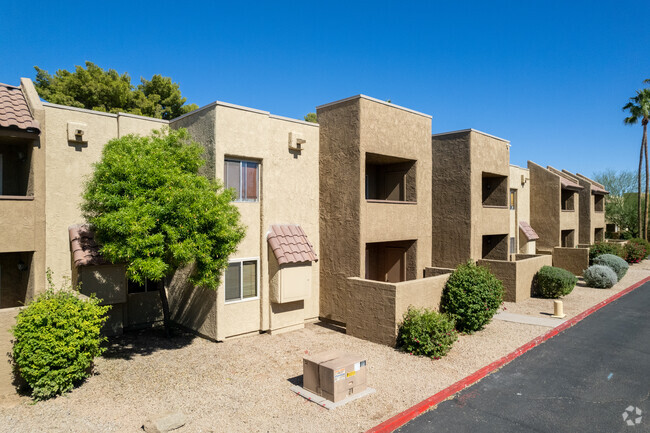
left=560, top=177, right=583, bottom=192
left=69, top=224, right=108, bottom=267
left=0, top=83, right=40, bottom=134
left=267, top=224, right=318, bottom=265
left=519, top=221, right=539, bottom=241
left=590, top=184, right=609, bottom=195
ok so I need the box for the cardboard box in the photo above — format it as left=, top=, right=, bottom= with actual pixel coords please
left=317, top=353, right=367, bottom=402
left=302, top=350, right=344, bottom=395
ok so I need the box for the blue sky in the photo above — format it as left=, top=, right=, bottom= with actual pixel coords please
left=2, top=1, right=649, bottom=177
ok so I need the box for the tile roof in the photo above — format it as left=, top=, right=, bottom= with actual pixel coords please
left=590, top=184, right=609, bottom=195
left=0, top=83, right=40, bottom=133
left=69, top=224, right=109, bottom=267
left=268, top=224, right=318, bottom=265
left=519, top=221, right=539, bottom=241
left=559, top=177, right=583, bottom=191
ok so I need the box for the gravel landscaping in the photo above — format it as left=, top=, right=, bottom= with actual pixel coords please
left=1, top=261, right=648, bottom=433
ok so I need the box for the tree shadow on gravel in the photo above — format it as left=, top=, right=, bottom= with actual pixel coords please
left=102, top=326, right=197, bottom=361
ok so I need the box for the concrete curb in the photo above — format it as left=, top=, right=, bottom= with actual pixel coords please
left=366, top=276, right=650, bottom=433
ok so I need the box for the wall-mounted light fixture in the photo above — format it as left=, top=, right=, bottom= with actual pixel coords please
left=17, top=260, right=28, bottom=272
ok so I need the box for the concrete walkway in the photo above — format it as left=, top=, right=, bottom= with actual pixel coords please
left=494, top=311, right=567, bottom=327
left=397, top=282, right=650, bottom=433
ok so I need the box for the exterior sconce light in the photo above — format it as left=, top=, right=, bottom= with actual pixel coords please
left=17, top=260, right=28, bottom=272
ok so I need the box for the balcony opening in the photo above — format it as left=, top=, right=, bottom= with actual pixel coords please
left=561, top=189, right=575, bottom=211
left=482, top=234, right=508, bottom=260
left=0, top=252, right=32, bottom=308
left=365, top=153, right=416, bottom=202
left=594, top=228, right=604, bottom=242
left=561, top=229, right=574, bottom=247
left=594, top=194, right=604, bottom=212
left=0, top=137, right=33, bottom=197
left=482, top=172, right=508, bottom=207
left=365, top=240, right=416, bottom=283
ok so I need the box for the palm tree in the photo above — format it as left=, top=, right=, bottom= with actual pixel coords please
left=624, top=87, right=650, bottom=239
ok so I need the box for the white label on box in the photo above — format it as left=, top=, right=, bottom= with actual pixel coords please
left=354, top=362, right=361, bottom=372
left=334, top=368, right=346, bottom=382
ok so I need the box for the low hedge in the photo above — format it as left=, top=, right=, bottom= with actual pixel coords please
left=583, top=265, right=618, bottom=288
left=592, top=254, right=628, bottom=280
left=534, top=266, right=577, bottom=298
left=397, top=307, right=458, bottom=359
left=589, top=242, right=623, bottom=264
left=440, top=261, right=504, bottom=333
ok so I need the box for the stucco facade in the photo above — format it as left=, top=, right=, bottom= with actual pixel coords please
left=562, top=170, right=608, bottom=246
left=317, top=95, right=433, bottom=326
left=167, top=101, right=320, bottom=340
left=509, top=165, right=536, bottom=255
left=431, top=129, right=511, bottom=268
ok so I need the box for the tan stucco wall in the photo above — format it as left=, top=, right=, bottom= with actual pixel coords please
left=169, top=103, right=320, bottom=340
left=509, top=165, right=535, bottom=254
left=318, top=96, right=432, bottom=325
left=478, top=254, right=552, bottom=302
left=529, top=161, right=561, bottom=251
left=432, top=130, right=510, bottom=268
left=568, top=171, right=607, bottom=245
left=552, top=247, right=589, bottom=276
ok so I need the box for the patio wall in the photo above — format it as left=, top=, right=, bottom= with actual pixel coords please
left=346, top=271, right=451, bottom=346
left=478, top=255, right=552, bottom=302
left=553, top=247, right=589, bottom=276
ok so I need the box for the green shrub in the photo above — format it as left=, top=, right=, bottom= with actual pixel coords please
left=12, top=272, right=110, bottom=401
left=583, top=265, right=618, bottom=288
left=627, top=238, right=650, bottom=259
left=621, top=231, right=634, bottom=240
left=534, top=266, right=578, bottom=298
left=440, top=261, right=504, bottom=333
left=592, top=254, right=629, bottom=280
left=589, top=242, right=623, bottom=263
left=396, top=307, right=458, bottom=359
left=623, top=242, right=647, bottom=264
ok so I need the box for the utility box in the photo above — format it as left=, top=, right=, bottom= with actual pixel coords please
left=271, top=263, right=312, bottom=303
left=303, top=351, right=367, bottom=402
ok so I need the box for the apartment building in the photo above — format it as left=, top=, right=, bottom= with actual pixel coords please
left=562, top=170, right=608, bottom=246
left=509, top=165, right=538, bottom=255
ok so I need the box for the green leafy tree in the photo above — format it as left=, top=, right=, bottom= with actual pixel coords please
left=594, top=170, right=644, bottom=234
left=81, top=128, right=245, bottom=334
left=304, top=112, right=317, bottom=123
left=623, top=86, right=650, bottom=240
left=34, top=62, right=198, bottom=120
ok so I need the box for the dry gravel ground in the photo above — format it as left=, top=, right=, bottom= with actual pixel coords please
left=1, top=261, right=648, bottom=433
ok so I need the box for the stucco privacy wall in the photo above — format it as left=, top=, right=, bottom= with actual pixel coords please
left=431, top=130, right=510, bottom=268
left=553, top=247, right=589, bottom=276
left=566, top=171, right=607, bottom=246
left=478, top=254, right=552, bottom=302
left=317, top=95, right=432, bottom=325
left=346, top=272, right=451, bottom=346
left=42, top=103, right=166, bottom=287
left=168, top=102, right=319, bottom=340
left=509, top=165, right=535, bottom=254
left=528, top=161, right=561, bottom=252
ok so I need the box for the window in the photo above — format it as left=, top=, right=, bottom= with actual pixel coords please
left=128, top=278, right=161, bottom=294
left=225, top=159, right=258, bottom=201
left=510, top=189, right=517, bottom=210
left=225, top=259, right=258, bottom=302
left=510, top=237, right=516, bottom=254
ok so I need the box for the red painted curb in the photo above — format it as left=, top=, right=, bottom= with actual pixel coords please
left=366, top=275, right=650, bottom=433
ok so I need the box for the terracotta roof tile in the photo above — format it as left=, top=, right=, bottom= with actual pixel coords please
left=559, top=177, right=583, bottom=191
left=69, top=224, right=109, bottom=267
left=0, top=83, right=40, bottom=133
left=519, top=221, right=539, bottom=241
left=268, top=224, right=318, bottom=265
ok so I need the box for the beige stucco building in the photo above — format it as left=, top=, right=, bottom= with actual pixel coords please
left=166, top=101, right=320, bottom=340
left=562, top=170, right=608, bottom=246
left=431, top=129, right=511, bottom=268
left=509, top=165, right=537, bottom=255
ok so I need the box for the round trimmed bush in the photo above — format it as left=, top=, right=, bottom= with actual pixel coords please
left=12, top=273, right=109, bottom=401
left=583, top=265, right=618, bottom=288
left=592, top=254, right=628, bottom=280
left=623, top=242, right=647, bottom=264
left=589, top=242, right=623, bottom=264
left=397, top=307, right=458, bottom=359
left=534, top=266, right=577, bottom=298
left=440, top=261, right=504, bottom=333
left=627, top=238, right=650, bottom=260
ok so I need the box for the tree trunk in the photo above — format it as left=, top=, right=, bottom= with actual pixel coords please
left=642, top=122, right=650, bottom=240
left=638, top=139, right=643, bottom=238
left=158, top=279, right=172, bottom=337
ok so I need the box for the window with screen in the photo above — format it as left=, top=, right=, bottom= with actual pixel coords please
left=225, top=159, right=259, bottom=201
left=225, top=259, right=258, bottom=302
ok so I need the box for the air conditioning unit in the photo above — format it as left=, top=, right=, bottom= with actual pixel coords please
left=67, top=122, right=89, bottom=143
left=289, top=131, right=306, bottom=151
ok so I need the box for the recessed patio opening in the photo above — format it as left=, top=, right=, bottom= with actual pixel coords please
left=561, top=229, right=575, bottom=247
left=482, top=234, right=508, bottom=260
left=0, top=138, right=33, bottom=196
left=594, top=194, right=604, bottom=212
left=0, top=252, right=32, bottom=308
left=365, top=153, right=416, bottom=202
left=482, top=172, right=507, bottom=207
left=561, top=189, right=575, bottom=211
left=594, top=228, right=604, bottom=242
left=365, top=240, right=416, bottom=283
